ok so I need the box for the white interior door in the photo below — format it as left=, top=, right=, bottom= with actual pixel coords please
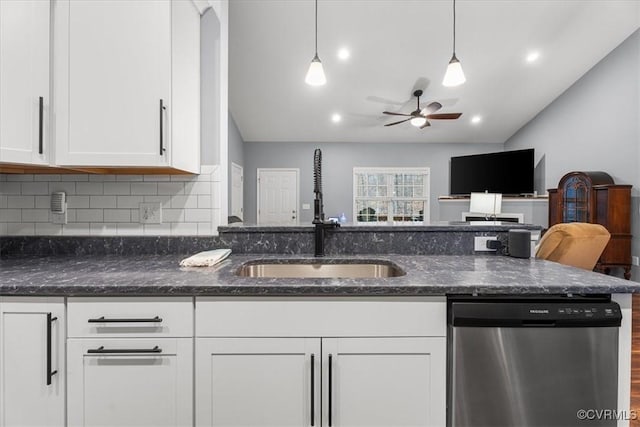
left=231, top=162, right=243, bottom=220
left=322, top=337, right=446, bottom=427
left=196, top=337, right=321, bottom=427
left=257, top=168, right=299, bottom=225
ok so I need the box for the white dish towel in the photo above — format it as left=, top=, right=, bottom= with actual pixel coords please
left=179, top=249, right=232, bottom=267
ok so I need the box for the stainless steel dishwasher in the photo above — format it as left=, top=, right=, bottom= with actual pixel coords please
left=448, top=295, right=622, bottom=427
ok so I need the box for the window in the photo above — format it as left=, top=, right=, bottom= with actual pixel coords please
left=353, top=167, right=430, bottom=225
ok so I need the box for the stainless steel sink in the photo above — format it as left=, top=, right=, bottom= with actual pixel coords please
left=236, top=260, right=406, bottom=279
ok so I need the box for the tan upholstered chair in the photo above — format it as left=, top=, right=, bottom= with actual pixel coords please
left=535, top=223, right=611, bottom=271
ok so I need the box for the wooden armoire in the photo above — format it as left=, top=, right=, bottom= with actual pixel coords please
left=548, top=171, right=632, bottom=279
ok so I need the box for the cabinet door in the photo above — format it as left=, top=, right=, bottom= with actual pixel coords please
left=0, top=0, right=50, bottom=165
left=323, top=337, right=446, bottom=427
left=67, top=338, right=192, bottom=427
left=196, top=338, right=321, bottom=426
left=0, top=298, right=65, bottom=427
left=54, top=0, right=170, bottom=167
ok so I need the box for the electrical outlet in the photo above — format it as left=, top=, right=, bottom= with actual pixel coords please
left=633, top=256, right=639, bottom=266
left=51, top=211, right=67, bottom=225
left=139, top=202, right=162, bottom=224
left=474, top=236, right=498, bottom=252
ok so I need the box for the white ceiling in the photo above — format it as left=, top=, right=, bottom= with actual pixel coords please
left=229, top=0, right=640, bottom=144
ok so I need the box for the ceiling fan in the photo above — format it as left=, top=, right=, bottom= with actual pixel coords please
left=383, top=90, right=462, bottom=129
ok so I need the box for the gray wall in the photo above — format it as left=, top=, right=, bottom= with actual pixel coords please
left=200, top=8, right=221, bottom=165
left=243, top=142, right=503, bottom=224
left=505, top=29, right=640, bottom=279
left=228, top=114, right=244, bottom=213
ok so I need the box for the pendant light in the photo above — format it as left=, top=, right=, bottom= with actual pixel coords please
left=305, top=0, right=326, bottom=86
left=442, top=0, right=466, bottom=87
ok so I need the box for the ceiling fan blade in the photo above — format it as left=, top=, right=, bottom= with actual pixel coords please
left=426, top=113, right=462, bottom=120
left=420, top=102, right=442, bottom=115
left=384, top=118, right=412, bottom=126
left=383, top=111, right=412, bottom=117
left=420, top=121, right=431, bottom=129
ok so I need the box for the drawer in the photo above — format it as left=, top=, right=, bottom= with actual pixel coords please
left=68, top=297, right=193, bottom=338
left=196, top=297, right=446, bottom=337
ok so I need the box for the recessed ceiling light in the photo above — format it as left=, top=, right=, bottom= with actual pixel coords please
left=471, top=115, right=482, bottom=124
left=331, top=113, right=342, bottom=123
left=526, top=51, right=540, bottom=63
left=337, top=48, right=350, bottom=61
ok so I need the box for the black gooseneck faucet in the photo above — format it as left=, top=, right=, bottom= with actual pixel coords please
left=313, top=149, right=339, bottom=257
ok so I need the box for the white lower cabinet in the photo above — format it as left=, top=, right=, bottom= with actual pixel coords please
left=67, top=338, right=193, bottom=427
left=66, top=297, right=194, bottom=427
left=195, top=297, right=447, bottom=427
left=0, top=297, right=65, bottom=427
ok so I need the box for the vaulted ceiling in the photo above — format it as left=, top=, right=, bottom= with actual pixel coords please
left=229, top=0, right=640, bottom=144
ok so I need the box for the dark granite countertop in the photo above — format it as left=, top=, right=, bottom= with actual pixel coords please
left=218, top=222, right=542, bottom=233
left=0, top=253, right=637, bottom=296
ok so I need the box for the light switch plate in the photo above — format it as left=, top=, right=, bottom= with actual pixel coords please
left=302, top=203, right=311, bottom=210
left=139, top=202, right=162, bottom=224
left=632, top=256, right=639, bottom=266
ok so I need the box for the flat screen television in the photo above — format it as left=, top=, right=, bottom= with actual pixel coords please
left=450, top=149, right=534, bottom=195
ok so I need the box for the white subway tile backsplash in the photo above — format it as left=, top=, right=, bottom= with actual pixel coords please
left=158, top=182, right=184, bottom=195
left=143, top=175, right=171, bottom=181
left=0, top=182, right=21, bottom=195
left=104, top=182, right=131, bottom=195
left=34, top=174, right=61, bottom=182
left=76, top=209, right=104, bottom=223
left=171, top=222, right=198, bottom=235
left=36, top=223, right=63, bottom=235
left=1, top=166, right=221, bottom=236
left=7, top=222, right=35, bottom=235
left=0, top=209, right=21, bottom=222
left=185, top=181, right=210, bottom=195
left=131, top=182, right=158, bottom=195
left=67, top=195, right=90, bottom=209
left=62, top=223, right=91, bottom=235
left=117, top=195, right=144, bottom=208
left=162, top=208, right=184, bottom=223
left=171, top=195, right=198, bottom=209
left=77, top=182, right=104, bottom=195
left=104, top=209, right=131, bottom=223
left=91, top=223, right=117, bottom=236
left=21, top=182, right=48, bottom=195
left=116, top=223, right=143, bottom=235
left=89, top=196, right=117, bottom=208
left=89, top=174, right=116, bottom=182
left=49, top=182, right=77, bottom=195
left=7, top=175, right=34, bottom=182
left=185, top=209, right=211, bottom=222
left=198, top=195, right=212, bottom=209
left=21, top=209, right=49, bottom=222
left=7, top=196, right=35, bottom=209
left=61, top=174, right=88, bottom=182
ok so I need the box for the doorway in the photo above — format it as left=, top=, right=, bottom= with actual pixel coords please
left=257, top=168, right=299, bottom=225
left=231, top=163, right=243, bottom=221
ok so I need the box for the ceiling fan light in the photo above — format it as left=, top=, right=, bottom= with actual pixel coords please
left=443, top=54, right=466, bottom=87
left=410, top=116, right=427, bottom=127
left=305, top=55, right=326, bottom=86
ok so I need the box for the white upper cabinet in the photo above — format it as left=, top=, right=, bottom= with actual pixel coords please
left=0, top=0, right=50, bottom=165
left=54, top=0, right=200, bottom=173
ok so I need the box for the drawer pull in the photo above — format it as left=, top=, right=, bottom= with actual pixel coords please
left=88, top=316, right=163, bottom=323
left=87, top=346, right=162, bottom=354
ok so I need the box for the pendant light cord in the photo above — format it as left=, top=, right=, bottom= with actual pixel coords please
left=315, top=0, right=318, bottom=55
left=452, top=0, right=456, bottom=55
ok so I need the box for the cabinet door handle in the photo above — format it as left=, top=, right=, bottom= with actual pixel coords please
left=310, top=353, right=315, bottom=426
left=46, top=313, right=58, bottom=386
left=87, top=346, right=162, bottom=354
left=328, top=353, right=333, bottom=426
left=87, top=316, right=163, bottom=323
left=159, top=99, right=166, bottom=155
left=38, top=96, right=44, bottom=154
